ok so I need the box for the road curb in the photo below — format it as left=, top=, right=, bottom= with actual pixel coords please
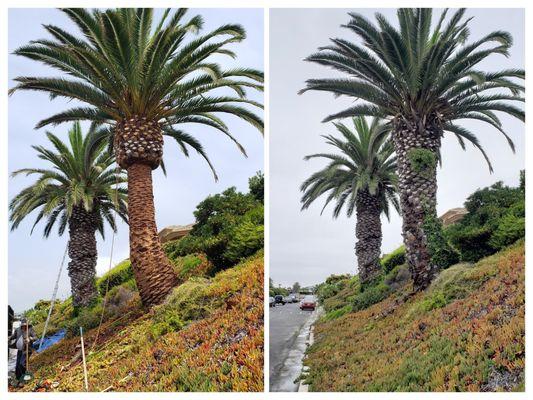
left=297, top=307, right=321, bottom=392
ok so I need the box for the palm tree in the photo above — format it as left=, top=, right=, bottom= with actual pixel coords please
left=300, top=8, right=524, bottom=291
left=9, top=122, right=127, bottom=307
left=301, top=117, right=399, bottom=284
left=9, top=8, right=263, bottom=306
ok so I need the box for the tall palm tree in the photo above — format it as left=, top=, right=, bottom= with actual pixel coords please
left=301, top=117, right=399, bottom=284
left=9, top=8, right=263, bottom=306
left=300, top=8, right=524, bottom=291
left=10, top=122, right=127, bottom=307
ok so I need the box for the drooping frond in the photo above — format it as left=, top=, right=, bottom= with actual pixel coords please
left=10, top=8, right=264, bottom=179
left=301, top=117, right=399, bottom=219
left=9, top=122, right=128, bottom=238
left=301, top=8, right=524, bottom=170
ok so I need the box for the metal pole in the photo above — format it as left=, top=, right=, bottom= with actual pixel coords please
left=39, top=242, right=68, bottom=351
left=80, top=327, right=89, bottom=391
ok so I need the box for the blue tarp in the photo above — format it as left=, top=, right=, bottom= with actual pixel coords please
left=32, top=329, right=66, bottom=352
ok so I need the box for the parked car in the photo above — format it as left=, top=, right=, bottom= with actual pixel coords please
left=300, top=295, right=316, bottom=311
left=289, top=294, right=299, bottom=303
left=269, top=297, right=275, bottom=307
left=274, top=295, right=286, bottom=305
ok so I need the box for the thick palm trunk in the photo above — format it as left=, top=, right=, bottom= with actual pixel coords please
left=392, top=118, right=441, bottom=291
left=68, top=206, right=98, bottom=307
left=115, top=116, right=178, bottom=307
left=355, top=190, right=382, bottom=284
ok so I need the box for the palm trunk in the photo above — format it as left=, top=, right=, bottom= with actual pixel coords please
left=355, top=190, right=382, bottom=284
left=68, top=206, right=98, bottom=307
left=114, top=115, right=178, bottom=307
left=391, top=118, right=441, bottom=291
left=127, top=163, right=178, bottom=306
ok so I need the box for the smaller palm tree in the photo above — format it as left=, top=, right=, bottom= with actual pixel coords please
left=301, top=117, right=399, bottom=284
left=10, top=122, right=127, bottom=307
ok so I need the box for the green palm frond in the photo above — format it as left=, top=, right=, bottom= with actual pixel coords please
left=301, top=117, right=399, bottom=219
left=10, top=8, right=264, bottom=179
left=9, top=122, right=128, bottom=238
left=302, top=8, right=524, bottom=168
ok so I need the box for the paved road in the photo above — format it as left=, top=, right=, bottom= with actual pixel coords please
left=269, top=302, right=316, bottom=392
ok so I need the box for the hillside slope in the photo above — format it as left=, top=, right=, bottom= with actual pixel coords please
left=304, top=241, right=524, bottom=392
left=14, top=252, right=264, bottom=392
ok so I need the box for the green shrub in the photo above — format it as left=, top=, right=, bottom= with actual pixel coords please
left=150, top=315, right=184, bottom=339
left=224, top=220, right=264, bottom=264
left=152, top=278, right=217, bottom=335
left=446, top=225, right=494, bottom=263
left=423, top=213, right=460, bottom=270
left=352, top=282, right=391, bottom=312
left=381, top=246, right=406, bottom=273
left=96, top=259, right=133, bottom=295
left=489, top=214, right=525, bottom=250
left=65, top=302, right=103, bottom=336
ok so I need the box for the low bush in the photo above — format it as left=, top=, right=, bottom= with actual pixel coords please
left=381, top=246, right=406, bottom=274
left=172, top=253, right=213, bottom=280
left=424, top=213, right=460, bottom=270
left=96, top=259, right=133, bottom=295
left=489, top=214, right=525, bottom=250
left=352, top=281, right=391, bottom=312
left=446, top=225, right=494, bottom=263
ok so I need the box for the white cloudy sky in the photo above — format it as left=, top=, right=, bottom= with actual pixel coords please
left=269, top=8, right=525, bottom=289
left=8, top=8, right=264, bottom=312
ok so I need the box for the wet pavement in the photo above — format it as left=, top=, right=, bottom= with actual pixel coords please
left=269, top=302, right=317, bottom=392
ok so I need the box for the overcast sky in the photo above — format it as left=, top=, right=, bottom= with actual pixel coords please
left=8, top=8, right=263, bottom=312
left=269, top=8, right=525, bottom=289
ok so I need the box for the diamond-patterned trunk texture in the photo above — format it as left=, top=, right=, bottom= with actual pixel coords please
left=114, top=116, right=163, bottom=170
left=68, top=206, right=98, bottom=307
left=127, top=162, right=178, bottom=307
left=355, top=190, right=382, bottom=284
left=392, top=118, right=441, bottom=291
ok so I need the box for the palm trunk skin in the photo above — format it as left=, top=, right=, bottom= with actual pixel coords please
left=115, top=116, right=178, bottom=307
left=391, top=117, right=441, bottom=291
left=68, top=206, right=98, bottom=307
left=355, top=190, right=383, bottom=284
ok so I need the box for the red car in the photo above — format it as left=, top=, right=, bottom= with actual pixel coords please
left=300, top=295, right=316, bottom=311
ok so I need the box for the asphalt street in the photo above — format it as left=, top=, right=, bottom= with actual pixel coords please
left=269, top=302, right=315, bottom=391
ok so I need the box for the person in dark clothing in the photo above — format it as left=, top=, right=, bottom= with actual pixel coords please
left=8, top=319, right=37, bottom=381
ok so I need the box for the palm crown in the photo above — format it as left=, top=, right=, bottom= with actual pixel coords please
left=301, top=117, right=399, bottom=219
left=9, top=8, right=263, bottom=177
left=300, top=8, right=524, bottom=170
left=9, top=122, right=127, bottom=237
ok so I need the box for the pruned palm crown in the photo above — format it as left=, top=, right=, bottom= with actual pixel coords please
left=300, top=8, right=524, bottom=170
left=10, top=8, right=264, bottom=178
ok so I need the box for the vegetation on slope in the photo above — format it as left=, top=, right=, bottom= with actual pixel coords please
left=18, top=252, right=263, bottom=392
left=16, top=176, right=264, bottom=392
left=306, top=176, right=525, bottom=391
left=304, top=241, right=524, bottom=391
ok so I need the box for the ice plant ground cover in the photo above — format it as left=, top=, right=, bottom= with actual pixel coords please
left=303, top=241, right=524, bottom=391
left=12, top=251, right=264, bottom=392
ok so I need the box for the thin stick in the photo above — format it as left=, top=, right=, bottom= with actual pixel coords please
left=80, top=327, right=89, bottom=392
left=25, top=323, right=29, bottom=371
